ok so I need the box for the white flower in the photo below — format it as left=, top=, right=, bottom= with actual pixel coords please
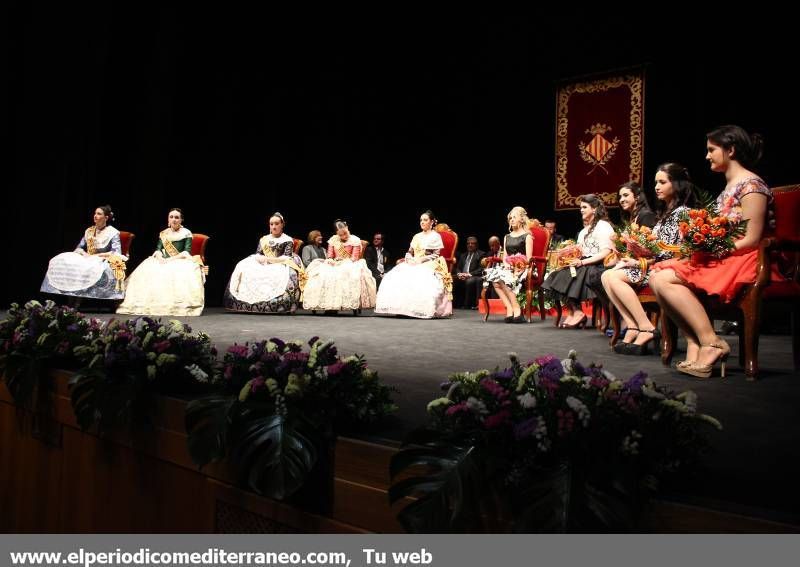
left=621, top=430, right=643, bottom=455
left=566, top=396, right=591, bottom=426
left=426, top=397, right=452, bottom=412
left=517, top=392, right=537, bottom=409
left=185, top=363, right=208, bottom=383
left=676, top=390, right=698, bottom=413
left=466, top=396, right=488, bottom=415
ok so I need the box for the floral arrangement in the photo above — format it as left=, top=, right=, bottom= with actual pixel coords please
left=0, top=300, right=102, bottom=409
left=547, top=240, right=582, bottom=272
left=678, top=207, right=747, bottom=259
left=70, top=317, right=220, bottom=431
left=613, top=223, right=662, bottom=259
left=390, top=351, right=720, bottom=533
left=185, top=337, right=396, bottom=500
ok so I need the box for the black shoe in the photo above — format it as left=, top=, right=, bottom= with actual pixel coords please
left=504, top=316, right=514, bottom=323
left=513, top=315, right=526, bottom=323
left=628, top=328, right=659, bottom=355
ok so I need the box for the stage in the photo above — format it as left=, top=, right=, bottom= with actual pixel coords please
left=6, top=305, right=800, bottom=527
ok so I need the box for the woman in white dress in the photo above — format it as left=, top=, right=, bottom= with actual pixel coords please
left=223, top=212, right=304, bottom=313
left=303, top=220, right=377, bottom=314
left=40, top=205, right=127, bottom=301
left=375, top=210, right=453, bottom=318
left=117, top=208, right=205, bottom=316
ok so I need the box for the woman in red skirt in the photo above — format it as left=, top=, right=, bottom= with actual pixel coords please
left=650, top=125, right=773, bottom=379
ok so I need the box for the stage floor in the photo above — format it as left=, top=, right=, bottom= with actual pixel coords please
left=8, top=306, right=800, bottom=525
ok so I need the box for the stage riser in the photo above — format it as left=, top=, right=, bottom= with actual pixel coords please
left=1, top=372, right=796, bottom=533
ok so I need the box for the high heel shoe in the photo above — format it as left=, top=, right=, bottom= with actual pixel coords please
left=561, top=313, right=587, bottom=329
left=676, top=339, right=731, bottom=379
left=613, top=328, right=639, bottom=354
left=626, top=328, right=660, bottom=356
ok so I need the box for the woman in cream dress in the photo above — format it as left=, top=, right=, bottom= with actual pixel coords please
left=41, top=205, right=127, bottom=301
left=117, top=208, right=205, bottom=316
left=375, top=210, right=453, bottom=318
left=303, top=220, right=376, bottom=314
left=224, top=212, right=304, bottom=313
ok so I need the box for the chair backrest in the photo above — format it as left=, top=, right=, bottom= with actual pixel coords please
left=293, top=238, right=303, bottom=254
left=118, top=231, right=135, bottom=257
left=435, top=223, right=458, bottom=271
left=772, top=185, right=800, bottom=241
left=528, top=221, right=551, bottom=258
left=191, top=233, right=210, bottom=263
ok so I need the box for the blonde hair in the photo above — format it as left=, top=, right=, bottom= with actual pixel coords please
left=307, top=229, right=321, bottom=246
left=507, top=206, right=530, bottom=232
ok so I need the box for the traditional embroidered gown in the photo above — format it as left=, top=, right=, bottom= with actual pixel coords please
left=302, top=234, right=377, bottom=311
left=116, top=227, right=205, bottom=316
left=41, top=225, right=127, bottom=300
left=653, top=177, right=782, bottom=302
left=543, top=219, right=615, bottom=302
left=224, top=233, right=304, bottom=313
left=375, top=231, right=453, bottom=318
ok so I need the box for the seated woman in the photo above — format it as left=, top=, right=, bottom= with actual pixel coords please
left=301, top=230, right=327, bottom=267
left=482, top=206, right=533, bottom=323
left=375, top=209, right=453, bottom=319
left=543, top=194, right=614, bottom=328
left=117, top=208, right=205, bottom=316
left=303, top=220, right=377, bottom=313
left=650, top=125, right=780, bottom=378
left=602, top=164, right=694, bottom=354
left=617, top=181, right=657, bottom=228
left=224, top=212, right=303, bottom=314
left=41, top=205, right=127, bottom=302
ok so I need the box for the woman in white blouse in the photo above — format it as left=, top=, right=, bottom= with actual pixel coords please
left=542, top=194, right=614, bottom=328
left=375, top=210, right=453, bottom=318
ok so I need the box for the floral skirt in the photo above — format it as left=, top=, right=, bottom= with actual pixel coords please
left=483, top=264, right=528, bottom=294
left=302, top=258, right=377, bottom=310
left=224, top=255, right=302, bottom=313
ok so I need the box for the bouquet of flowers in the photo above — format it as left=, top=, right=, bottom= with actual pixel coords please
left=503, top=253, right=529, bottom=273
left=390, top=351, right=720, bottom=533
left=0, top=300, right=102, bottom=409
left=678, top=207, right=747, bottom=259
left=547, top=240, right=582, bottom=272
left=614, top=223, right=662, bottom=259
left=186, top=337, right=396, bottom=500
left=70, top=317, right=220, bottom=431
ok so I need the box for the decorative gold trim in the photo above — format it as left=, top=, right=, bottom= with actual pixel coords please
left=555, top=72, right=644, bottom=210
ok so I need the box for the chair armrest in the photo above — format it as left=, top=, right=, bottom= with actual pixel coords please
left=482, top=257, right=502, bottom=268
left=755, top=237, right=800, bottom=286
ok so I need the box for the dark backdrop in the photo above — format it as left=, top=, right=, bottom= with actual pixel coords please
left=5, top=7, right=796, bottom=306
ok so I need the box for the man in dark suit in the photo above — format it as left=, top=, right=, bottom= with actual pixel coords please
left=544, top=219, right=565, bottom=250
left=452, top=236, right=486, bottom=309
left=364, top=232, right=392, bottom=288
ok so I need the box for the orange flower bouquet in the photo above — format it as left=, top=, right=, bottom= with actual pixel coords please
left=678, top=207, right=747, bottom=259
left=613, top=223, right=662, bottom=259
left=547, top=240, right=582, bottom=272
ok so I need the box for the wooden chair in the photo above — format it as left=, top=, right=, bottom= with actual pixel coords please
left=481, top=221, right=551, bottom=323
left=608, top=285, right=661, bottom=348
left=661, top=184, right=800, bottom=379
left=293, top=238, right=303, bottom=255
left=118, top=231, right=135, bottom=257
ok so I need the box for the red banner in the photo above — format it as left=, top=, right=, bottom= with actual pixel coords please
left=554, top=71, right=645, bottom=210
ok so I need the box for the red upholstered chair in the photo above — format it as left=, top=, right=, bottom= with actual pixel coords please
left=191, top=233, right=210, bottom=263
left=435, top=223, right=458, bottom=272
left=481, top=221, right=551, bottom=323
left=661, top=184, right=800, bottom=380
left=293, top=238, right=303, bottom=255
left=118, top=231, right=135, bottom=257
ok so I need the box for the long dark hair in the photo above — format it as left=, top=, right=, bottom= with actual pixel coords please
left=655, top=163, right=695, bottom=220
left=706, top=125, right=764, bottom=170
left=618, top=181, right=653, bottom=224
left=578, top=194, right=609, bottom=236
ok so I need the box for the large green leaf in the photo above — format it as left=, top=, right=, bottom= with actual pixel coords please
left=3, top=352, right=43, bottom=409
left=185, top=394, right=236, bottom=466
left=230, top=407, right=318, bottom=500
left=69, top=368, right=148, bottom=432
left=389, top=438, right=485, bottom=533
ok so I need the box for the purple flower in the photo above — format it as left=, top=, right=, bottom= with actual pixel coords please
left=534, top=354, right=557, bottom=366
left=624, top=371, right=648, bottom=392
left=269, top=338, right=286, bottom=351
left=152, top=340, right=171, bottom=354
left=67, top=324, right=80, bottom=333
left=223, top=365, right=233, bottom=380
left=226, top=344, right=249, bottom=358
left=513, top=417, right=540, bottom=440
left=539, top=359, right=564, bottom=382
left=573, top=362, right=587, bottom=376
left=308, top=336, right=320, bottom=347
left=439, top=381, right=451, bottom=391
left=445, top=402, right=469, bottom=416
left=251, top=377, right=266, bottom=392
left=492, top=367, right=514, bottom=381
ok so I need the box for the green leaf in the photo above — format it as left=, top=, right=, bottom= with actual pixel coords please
left=185, top=394, right=236, bottom=466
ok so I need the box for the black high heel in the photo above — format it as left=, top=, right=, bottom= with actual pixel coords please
left=613, top=328, right=639, bottom=354
left=626, top=328, right=660, bottom=356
